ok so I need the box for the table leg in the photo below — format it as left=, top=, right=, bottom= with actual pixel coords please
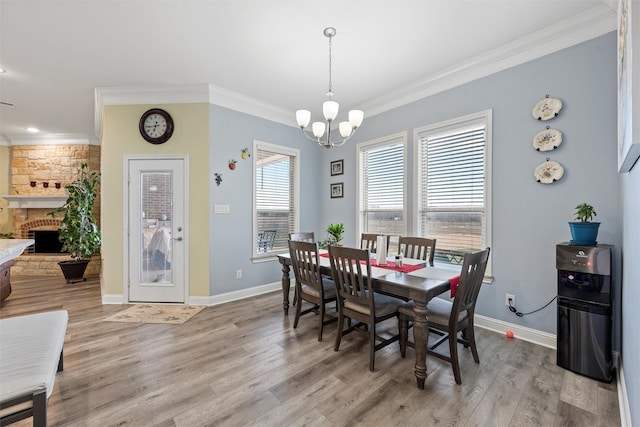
left=412, top=300, right=429, bottom=389
left=280, top=261, right=291, bottom=315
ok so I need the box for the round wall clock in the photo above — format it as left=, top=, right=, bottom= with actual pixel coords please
left=139, top=108, right=174, bottom=144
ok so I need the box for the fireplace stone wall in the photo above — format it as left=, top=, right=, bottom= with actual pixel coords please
left=9, top=144, right=101, bottom=276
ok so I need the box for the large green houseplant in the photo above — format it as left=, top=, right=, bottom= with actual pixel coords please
left=48, top=163, right=101, bottom=283
left=568, top=203, right=600, bottom=246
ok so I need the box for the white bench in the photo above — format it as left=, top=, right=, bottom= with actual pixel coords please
left=0, top=310, right=68, bottom=427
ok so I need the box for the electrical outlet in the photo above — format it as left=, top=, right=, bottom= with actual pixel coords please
left=236, top=269, right=242, bottom=279
left=505, top=294, right=515, bottom=307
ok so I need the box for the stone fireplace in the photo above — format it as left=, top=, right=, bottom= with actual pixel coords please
left=4, top=144, right=101, bottom=276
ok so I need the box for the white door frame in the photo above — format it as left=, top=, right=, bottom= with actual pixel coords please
left=123, top=154, right=189, bottom=303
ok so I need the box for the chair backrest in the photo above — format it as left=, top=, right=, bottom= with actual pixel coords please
left=451, top=248, right=490, bottom=322
left=288, top=240, right=324, bottom=294
left=360, top=233, right=389, bottom=253
left=328, top=245, right=374, bottom=311
left=289, top=232, right=315, bottom=243
left=258, top=230, right=277, bottom=252
left=398, top=236, right=436, bottom=266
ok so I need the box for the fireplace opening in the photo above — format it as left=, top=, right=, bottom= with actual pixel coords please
left=32, top=230, right=66, bottom=254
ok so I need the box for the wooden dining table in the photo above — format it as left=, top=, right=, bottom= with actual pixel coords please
left=277, top=251, right=461, bottom=389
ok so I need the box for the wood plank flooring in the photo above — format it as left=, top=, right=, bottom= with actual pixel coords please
left=0, top=275, right=621, bottom=426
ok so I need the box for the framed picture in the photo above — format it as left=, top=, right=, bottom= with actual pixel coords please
left=330, top=159, right=344, bottom=176
left=330, top=182, right=344, bottom=198
left=618, top=0, right=640, bottom=172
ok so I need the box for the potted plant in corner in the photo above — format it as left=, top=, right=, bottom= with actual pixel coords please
left=318, top=223, right=344, bottom=249
left=569, top=203, right=600, bottom=246
left=48, top=163, right=101, bottom=283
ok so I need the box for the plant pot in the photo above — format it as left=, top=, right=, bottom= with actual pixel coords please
left=568, top=222, right=600, bottom=246
left=58, top=259, right=90, bottom=283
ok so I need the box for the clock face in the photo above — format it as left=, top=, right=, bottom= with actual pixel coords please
left=139, top=108, right=174, bottom=144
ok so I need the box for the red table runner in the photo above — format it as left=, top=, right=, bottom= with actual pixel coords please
left=319, top=253, right=425, bottom=273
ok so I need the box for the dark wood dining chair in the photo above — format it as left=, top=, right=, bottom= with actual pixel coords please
left=398, top=247, right=490, bottom=384
left=288, top=240, right=337, bottom=341
left=289, top=232, right=315, bottom=242
left=398, top=236, right=436, bottom=266
left=328, top=245, right=405, bottom=371
left=360, top=233, right=389, bottom=253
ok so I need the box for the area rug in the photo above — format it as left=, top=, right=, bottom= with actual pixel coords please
left=104, top=304, right=206, bottom=324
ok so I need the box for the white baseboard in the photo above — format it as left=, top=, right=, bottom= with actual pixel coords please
left=188, top=281, right=283, bottom=306
left=617, top=359, right=632, bottom=427
left=474, top=314, right=557, bottom=349
left=102, top=294, right=125, bottom=304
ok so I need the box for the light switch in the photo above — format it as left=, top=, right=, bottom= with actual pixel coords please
left=214, top=204, right=230, bottom=214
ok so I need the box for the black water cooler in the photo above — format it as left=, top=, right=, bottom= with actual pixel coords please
left=556, top=243, right=613, bottom=382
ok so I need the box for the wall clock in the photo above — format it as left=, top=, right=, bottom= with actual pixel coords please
left=139, top=108, right=174, bottom=144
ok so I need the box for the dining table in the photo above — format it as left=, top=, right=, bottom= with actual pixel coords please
left=276, top=250, right=462, bottom=389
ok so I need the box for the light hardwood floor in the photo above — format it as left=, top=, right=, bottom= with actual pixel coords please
left=1, top=275, right=621, bottom=427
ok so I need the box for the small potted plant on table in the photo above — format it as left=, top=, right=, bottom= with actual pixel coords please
left=319, top=223, right=344, bottom=249
left=48, top=163, right=101, bottom=283
left=568, top=203, right=599, bottom=246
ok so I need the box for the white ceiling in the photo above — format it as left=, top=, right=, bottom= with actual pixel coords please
left=0, top=0, right=617, bottom=143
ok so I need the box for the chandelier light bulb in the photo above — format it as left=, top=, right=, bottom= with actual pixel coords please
left=296, top=110, right=311, bottom=128
left=339, top=122, right=353, bottom=138
left=312, top=122, right=326, bottom=138
left=323, top=100, right=339, bottom=122
left=349, top=110, right=364, bottom=128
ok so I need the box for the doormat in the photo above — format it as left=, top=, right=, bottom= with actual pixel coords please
left=104, top=304, right=206, bottom=324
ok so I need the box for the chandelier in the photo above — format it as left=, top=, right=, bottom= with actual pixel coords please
left=296, top=27, right=364, bottom=148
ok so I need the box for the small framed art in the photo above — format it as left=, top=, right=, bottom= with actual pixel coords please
left=330, top=159, right=344, bottom=176
left=330, top=182, right=344, bottom=198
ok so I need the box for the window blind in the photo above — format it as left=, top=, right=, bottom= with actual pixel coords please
left=255, top=146, right=296, bottom=256
left=417, top=120, right=486, bottom=263
left=359, top=139, right=405, bottom=236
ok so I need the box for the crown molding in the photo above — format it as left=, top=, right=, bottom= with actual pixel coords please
left=2, top=133, right=99, bottom=146
left=94, top=83, right=292, bottom=138
left=360, top=4, right=617, bottom=118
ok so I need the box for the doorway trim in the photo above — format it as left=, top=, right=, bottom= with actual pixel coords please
left=122, top=154, right=190, bottom=304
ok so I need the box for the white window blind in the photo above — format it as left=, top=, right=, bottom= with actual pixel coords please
left=416, top=112, right=491, bottom=267
left=254, top=142, right=298, bottom=258
left=358, top=135, right=406, bottom=239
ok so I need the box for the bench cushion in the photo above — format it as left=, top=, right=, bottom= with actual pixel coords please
left=0, top=310, right=68, bottom=403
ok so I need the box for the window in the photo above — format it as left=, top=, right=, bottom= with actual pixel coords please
left=253, top=141, right=299, bottom=259
left=357, top=133, right=407, bottom=247
left=415, top=110, right=492, bottom=274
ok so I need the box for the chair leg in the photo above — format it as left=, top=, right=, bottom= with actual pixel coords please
left=449, top=332, right=462, bottom=385
left=398, top=317, right=408, bottom=358
left=293, top=290, right=302, bottom=329
left=467, top=324, right=480, bottom=363
left=318, top=302, right=325, bottom=342
left=334, top=312, right=344, bottom=351
left=369, top=322, right=376, bottom=372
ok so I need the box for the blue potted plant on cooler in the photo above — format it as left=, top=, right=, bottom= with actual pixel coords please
left=568, top=203, right=599, bottom=245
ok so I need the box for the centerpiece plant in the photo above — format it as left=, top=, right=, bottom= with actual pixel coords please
left=48, top=163, right=101, bottom=282
left=319, top=223, right=345, bottom=249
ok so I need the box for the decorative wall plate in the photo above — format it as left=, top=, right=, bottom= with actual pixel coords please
left=532, top=97, right=562, bottom=120
left=533, top=128, right=563, bottom=151
left=534, top=159, right=564, bottom=184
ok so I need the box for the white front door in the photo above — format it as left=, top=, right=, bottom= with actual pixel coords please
left=127, top=157, right=186, bottom=303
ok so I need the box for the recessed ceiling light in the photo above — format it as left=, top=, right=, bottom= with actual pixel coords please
left=26, top=127, right=40, bottom=133
left=0, top=67, right=6, bottom=73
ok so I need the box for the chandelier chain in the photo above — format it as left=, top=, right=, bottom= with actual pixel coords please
left=327, top=35, right=333, bottom=97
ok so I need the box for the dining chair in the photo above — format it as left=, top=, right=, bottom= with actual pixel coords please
left=360, top=233, right=389, bottom=253
left=328, top=245, right=405, bottom=371
left=398, top=236, right=437, bottom=266
left=258, top=230, right=277, bottom=253
left=288, top=240, right=337, bottom=341
left=289, top=232, right=315, bottom=243
left=398, top=247, right=490, bottom=384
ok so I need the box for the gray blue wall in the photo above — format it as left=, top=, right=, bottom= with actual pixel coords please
left=209, top=31, right=636, bottom=422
